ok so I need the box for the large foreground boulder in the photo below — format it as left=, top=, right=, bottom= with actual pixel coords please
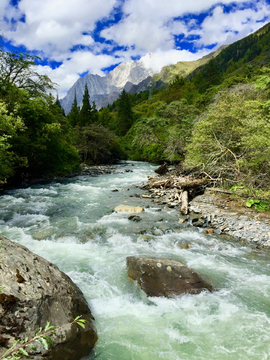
left=126, top=256, right=212, bottom=298
left=0, top=236, right=97, bottom=360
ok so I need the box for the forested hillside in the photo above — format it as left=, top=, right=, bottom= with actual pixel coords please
left=0, top=46, right=121, bottom=186
left=98, top=22, right=270, bottom=190
left=1, top=22, right=270, bottom=193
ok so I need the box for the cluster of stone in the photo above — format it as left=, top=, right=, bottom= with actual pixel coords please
left=190, top=195, right=270, bottom=248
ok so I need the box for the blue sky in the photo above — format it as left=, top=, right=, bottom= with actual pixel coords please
left=1, top=0, right=270, bottom=97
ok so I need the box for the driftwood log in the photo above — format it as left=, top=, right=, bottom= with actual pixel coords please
left=181, top=191, right=189, bottom=215
left=147, top=176, right=209, bottom=190
left=144, top=175, right=209, bottom=215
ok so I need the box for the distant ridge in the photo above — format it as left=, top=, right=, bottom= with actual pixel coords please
left=60, top=60, right=153, bottom=114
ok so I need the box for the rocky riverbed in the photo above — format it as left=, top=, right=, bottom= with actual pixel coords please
left=81, top=163, right=270, bottom=249
left=189, top=191, right=270, bottom=249
left=139, top=182, right=270, bottom=249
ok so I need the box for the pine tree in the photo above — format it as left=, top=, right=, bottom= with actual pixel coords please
left=67, top=91, right=80, bottom=127
left=92, top=101, right=99, bottom=123
left=79, top=84, right=92, bottom=126
left=54, top=95, right=65, bottom=117
left=117, top=89, right=133, bottom=136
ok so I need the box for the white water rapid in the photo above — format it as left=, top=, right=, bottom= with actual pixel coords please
left=1, top=162, right=270, bottom=360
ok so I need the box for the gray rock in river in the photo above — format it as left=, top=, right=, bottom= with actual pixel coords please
left=0, top=236, right=97, bottom=360
left=126, top=256, right=212, bottom=298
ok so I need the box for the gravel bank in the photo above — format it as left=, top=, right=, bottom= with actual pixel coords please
left=189, top=191, right=270, bottom=248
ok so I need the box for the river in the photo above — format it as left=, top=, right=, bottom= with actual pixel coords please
left=0, top=161, right=270, bottom=360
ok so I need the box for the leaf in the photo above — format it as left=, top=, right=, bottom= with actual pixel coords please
left=246, top=199, right=255, bottom=208
left=44, top=322, right=54, bottom=332
left=26, top=344, right=37, bottom=351
left=1, top=340, right=20, bottom=357
left=23, top=337, right=28, bottom=343
left=36, top=337, right=48, bottom=350
left=35, top=327, right=42, bottom=336
left=74, top=315, right=82, bottom=321
left=77, top=322, right=85, bottom=329
left=43, top=336, right=53, bottom=348
left=18, top=348, right=29, bottom=357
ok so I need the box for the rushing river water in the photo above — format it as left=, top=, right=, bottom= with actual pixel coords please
left=1, top=161, right=270, bottom=360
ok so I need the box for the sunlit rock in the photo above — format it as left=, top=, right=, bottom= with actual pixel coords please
left=114, top=205, right=145, bottom=213
left=126, top=256, right=212, bottom=298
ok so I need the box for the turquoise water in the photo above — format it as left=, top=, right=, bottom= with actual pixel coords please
left=0, top=162, right=270, bottom=360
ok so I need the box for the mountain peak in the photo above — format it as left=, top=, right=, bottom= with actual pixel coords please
left=60, top=59, right=153, bottom=114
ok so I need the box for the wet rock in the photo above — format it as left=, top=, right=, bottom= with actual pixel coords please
left=0, top=236, right=97, bottom=360
left=111, top=189, right=119, bottom=192
left=126, top=256, right=212, bottom=298
left=128, top=215, right=142, bottom=222
left=192, top=218, right=205, bottom=227
left=135, top=229, right=147, bottom=235
left=154, top=163, right=169, bottom=175
left=203, top=228, right=214, bottom=234
left=151, top=228, right=164, bottom=236
left=178, top=243, right=190, bottom=249
left=114, top=205, right=145, bottom=213
left=179, top=218, right=187, bottom=224
left=140, top=235, right=152, bottom=242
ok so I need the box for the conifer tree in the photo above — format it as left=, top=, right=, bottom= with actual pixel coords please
left=117, top=89, right=133, bottom=136
left=68, top=91, right=80, bottom=127
left=92, top=101, right=99, bottom=123
left=79, top=84, right=92, bottom=126
left=54, top=95, right=65, bottom=117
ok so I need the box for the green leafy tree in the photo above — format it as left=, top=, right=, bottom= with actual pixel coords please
left=98, top=107, right=113, bottom=128
left=184, top=86, right=270, bottom=189
left=0, top=49, right=56, bottom=99
left=9, top=90, right=80, bottom=178
left=76, top=124, right=120, bottom=164
left=0, top=100, right=26, bottom=184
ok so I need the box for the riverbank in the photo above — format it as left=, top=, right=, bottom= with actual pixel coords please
left=189, top=191, right=270, bottom=249
left=139, top=169, right=270, bottom=249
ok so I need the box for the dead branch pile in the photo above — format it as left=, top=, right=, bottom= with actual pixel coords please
left=142, top=175, right=210, bottom=215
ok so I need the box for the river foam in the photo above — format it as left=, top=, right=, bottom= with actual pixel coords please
left=0, top=161, right=270, bottom=359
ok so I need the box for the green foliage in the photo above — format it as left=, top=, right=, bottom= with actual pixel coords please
left=0, top=49, right=56, bottom=99
left=0, top=318, right=86, bottom=360
left=10, top=91, right=80, bottom=178
left=116, top=89, right=134, bottom=136
left=78, top=84, right=92, bottom=126
left=245, top=199, right=269, bottom=210
left=67, top=92, right=80, bottom=127
left=0, top=100, right=26, bottom=183
left=184, top=86, right=270, bottom=188
left=75, top=124, right=121, bottom=164
left=125, top=99, right=199, bottom=162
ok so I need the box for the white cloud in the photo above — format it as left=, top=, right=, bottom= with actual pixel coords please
left=1, top=0, right=270, bottom=98
left=3, top=0, right=118, bottom=57
left=102, top=1, right=270, bottom=50
left=194, top=3, right=270, bottom=47
left=140, top=49, right=210, bottom=74
left=37, top=50, right=121, bottom=98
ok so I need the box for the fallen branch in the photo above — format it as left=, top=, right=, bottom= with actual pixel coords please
left=181, top=191, right=188, bottom=215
